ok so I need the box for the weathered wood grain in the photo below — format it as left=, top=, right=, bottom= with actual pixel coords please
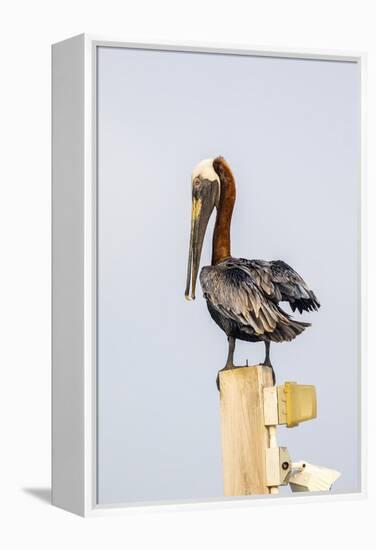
left=220, top=365, right=274, bottom=496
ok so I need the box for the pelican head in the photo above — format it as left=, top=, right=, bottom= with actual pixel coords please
left=185, top=158, right=220, bottom=301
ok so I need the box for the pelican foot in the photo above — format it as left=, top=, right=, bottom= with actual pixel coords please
left=216, top=367, right=226, bottom=391
left=261, top=361, right=276, bottom=386
left=216, top=364, right=243, bottom=391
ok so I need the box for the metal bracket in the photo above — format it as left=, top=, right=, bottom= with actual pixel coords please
left=265, top=446, right=291, bottom=487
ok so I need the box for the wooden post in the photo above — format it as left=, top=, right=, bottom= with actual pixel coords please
left=219, top=364, right=274, bottom=496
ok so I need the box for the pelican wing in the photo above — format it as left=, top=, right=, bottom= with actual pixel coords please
left=269, top=260, right=320, bottom=313
left=200, top=261, right=307, bottom=341
left=233, top=258, right=320, bottom=314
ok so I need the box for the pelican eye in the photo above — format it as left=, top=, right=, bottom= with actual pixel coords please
left=193, top=177, right=201, bottom=188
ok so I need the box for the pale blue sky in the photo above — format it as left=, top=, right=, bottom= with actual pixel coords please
left=97, top=46, right=360, bottom=504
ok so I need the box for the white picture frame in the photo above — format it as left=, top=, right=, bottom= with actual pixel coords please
left=52, top=34, right=366, bottom=517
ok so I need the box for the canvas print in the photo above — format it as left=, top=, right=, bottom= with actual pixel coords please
left=96, top=46, right=360, bottom=504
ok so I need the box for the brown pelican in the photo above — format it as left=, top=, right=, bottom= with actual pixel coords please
left=185, top=156, right=320, bottom=388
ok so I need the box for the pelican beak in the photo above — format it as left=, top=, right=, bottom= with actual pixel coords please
left=185, top=177, right=219, bottom=301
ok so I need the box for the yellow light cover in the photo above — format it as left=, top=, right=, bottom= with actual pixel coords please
left=283, top=382, right=317, bottom=427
